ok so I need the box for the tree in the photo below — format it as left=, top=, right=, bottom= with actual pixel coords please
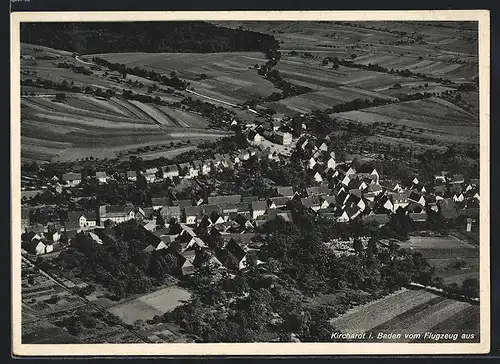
left=461, top=278, right=479, bottom=298
left=353, top=237, right=363, bottom=254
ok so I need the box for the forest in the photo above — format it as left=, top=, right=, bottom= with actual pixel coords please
left=20, top=22, right=280, bottom=54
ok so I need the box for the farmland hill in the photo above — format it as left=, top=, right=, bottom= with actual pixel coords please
left=20, top=22, right=280, bottom=54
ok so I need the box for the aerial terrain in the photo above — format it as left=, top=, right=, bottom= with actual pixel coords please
left=19, top=21, right=480, bottom=345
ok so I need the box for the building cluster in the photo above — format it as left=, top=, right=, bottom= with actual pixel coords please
left=21, top=123, right=480, bottom=277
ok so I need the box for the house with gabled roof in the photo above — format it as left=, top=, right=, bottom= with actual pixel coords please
left=300, top=197, right=322, bottom=212
left=337, top=205, right=361, bottom=222
left=449, top=174, right=465, bottom=185
left=127, top=170, right=138, bottom=181
left=208, top=194, right=242, bottom=206
left=152, top=197, right=172, bottom=210
left=98, top=204, right=135, bottom=225
left=251, top=201, right=267, bottom=220
left=408, top=191, right=426, bottom=206
left=62, top=172, right=82, bottom=187
left=306, top=185, right=330, bottom=197
left=390, top=192, right=410, bottom=212
left=274, top=186, right=295, bottom=199
left=184, top=206, right=201, bottom=225
left=162, top=164, right=179, bottom=179
left=95, top=171, right=108, bottom=183
left=320, top=195, right=337, bottom=210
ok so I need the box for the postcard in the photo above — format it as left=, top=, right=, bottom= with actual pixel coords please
left=11, top=10, right=490, bottom=356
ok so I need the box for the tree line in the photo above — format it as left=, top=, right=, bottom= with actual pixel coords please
left=21, top=22, right=279, bottom=54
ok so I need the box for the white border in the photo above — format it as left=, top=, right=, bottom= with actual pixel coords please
left=11, top=10, right=490, bottom=356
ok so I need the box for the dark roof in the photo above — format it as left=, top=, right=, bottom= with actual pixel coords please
left=450, top=174, right=465, bottom=183
left=175, top=199, right=193, bottom=208
left=269, top=196, right=290, bottom=206
left=185, top=206, right=201, bottom=216
left=208, top=194, right=242, bottom=205
left=226, top=239, right=247, bottom=262
left=199, top=204, right=221, bottom=216
left=95, top=171, right=107, bottom=178
left=409, top=213, right=428, bottom=221
left=345, top=205, right=361, bottom=218
left=62, top=172, right=82, bottom=181
left=301, top=197, right=321, bottom=207
left=276, top=186, right=294, bottom=197
left=306, top=185, right=330, bottom=196
left=251, top=201, right=268, bottom=211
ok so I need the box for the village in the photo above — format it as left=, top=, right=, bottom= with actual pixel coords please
left=21, top=112, right=480, bottom=273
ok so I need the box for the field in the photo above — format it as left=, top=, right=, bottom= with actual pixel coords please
left=396, top=235, right=480, bottom=287
left=330, top=288, right=479, bottom=343
left=20, top=44, right=231, bottom=162
left=107, top=286, right=192, bottom=325
left=93, top=52, right=281, bottom=104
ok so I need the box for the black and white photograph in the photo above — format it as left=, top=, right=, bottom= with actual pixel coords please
left=11, top=10, right=490, bottom=356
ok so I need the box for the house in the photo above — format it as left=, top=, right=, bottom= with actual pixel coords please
left=365, top=184, right=383, bottom=196
left=67, top=211, right=97, bottom=230
left=200, top=160, right=211, bottom=175
left=160, top=206, right=182, bottom=222
left=95, top=171, right=108, bottom=183
left=320, top=196, right=337, bottom=210
left=97, top=205, right=135, bottom=225
left=251, top=201, right=267, bottom=220
left=267, top=196, right=290, bottom=209
left=313, top=172, right=323, bottom=183
left=61, top=172, right=82, bottom=187
left=162, top=165, right=179, bottom=179
left=390, top=192, right=409, bottom=212
left=307, top=157, right=317, bottom=170
left=184, top=206, right=201, bottom=225
left=409, top=212, right=428, bottom=223
left=382, top=181, right=402, bottom=193
left=175, top=199, right=194, bottom=209
left=449, top=174, right=465, bottom=185
left=178, top=251, right=196, bottom=276
left=22, top=240, right=47, bottom=255
left=208, top=194, right=242, bottom=206
left=301, top=197, right=322, bottom=212
left=217, top=239, right=248, bottom=271
left=337, top=205, right=362, bottom=222
left=249, top=131, right=263, bottom=145
left=336, top=190, right=351, bottom=207
left=325, top=157, right=336, bottom=170
left=408, top=191, right=426, bottom=206
left=306, top=185, right=329, bottom=197
left=127, top=170, right=138, bottom=181
left=152, top=197, right=172, bottom=210
left=275, top=131, right=292, bottom=145
left=144, top=168, right=159, bottom=183
left=274, top=186, right=295, bottom=199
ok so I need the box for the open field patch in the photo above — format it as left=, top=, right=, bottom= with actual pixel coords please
left=108, top=286, right=191, bottom=325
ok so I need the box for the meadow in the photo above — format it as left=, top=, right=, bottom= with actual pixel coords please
left=107, top=286, right=192, bottom=326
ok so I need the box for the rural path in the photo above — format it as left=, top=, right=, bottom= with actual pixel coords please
left=185, top=89, right=239, bottom=108
left=74, top=55, right=94, bottom=66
